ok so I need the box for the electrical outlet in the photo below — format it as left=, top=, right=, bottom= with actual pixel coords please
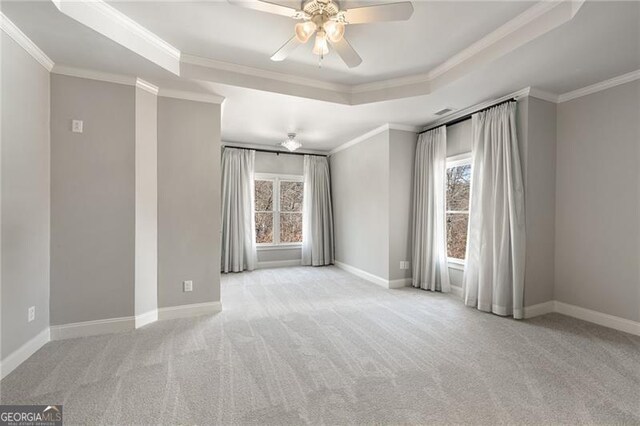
left=405, top=261, right=410, bottom=270
left=183, top=280, right=193, bottom=292
left=399, top=261, right=410, bottom=270
left=399, top=261, right=405, bottom=270
left=71, top=120, right=83, bottom=133
left=28, top=306, right=35, bottom=322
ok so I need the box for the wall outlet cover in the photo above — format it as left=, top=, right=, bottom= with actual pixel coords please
left=72, top=120, right=83, bottom=133
left=183, top=280, right=193, bottom=292
left=28, top=306, right=35, bottom=322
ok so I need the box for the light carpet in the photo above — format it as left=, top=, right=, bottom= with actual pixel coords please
left=1, top=266, right=639, bottom=424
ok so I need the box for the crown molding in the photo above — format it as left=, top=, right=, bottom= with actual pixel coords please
left=347, top=2, right=574, bottom=96
left=136, top=78, right=159, bottom=95
left=178, top=0, right=585, bottom=105
left=52, top=65, right=137, bottom=86
left=388, top=124, right=421, bottom=133
left=0, top=12, right=54, bottom=71
left=43, top=0, right=585, bottom=105
left=528, top=87, right=559, bottom=103
left=51, top=0, right=181, bottom=75
left=558, top=69, right=640, bottom=103
left=428, top=1, right=574, bottom=82
left=328, top=123, right=418, bottom=156
left=329, top=124, right=389, bottom=155
left=158, top=89, right=225, bottom=105
left=52, top=64, right=224, bottom=104
left=182, top=54, right=348, bottom=94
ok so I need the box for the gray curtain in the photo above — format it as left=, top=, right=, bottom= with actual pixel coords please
left=221, top=148, right=257, bottom=273
left=302, top=155, right=334, bottom=266
left=411, top=127, right=451, bottom=292
left=463, top=102, right=526, bottom=318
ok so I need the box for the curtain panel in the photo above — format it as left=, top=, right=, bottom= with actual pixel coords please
left=463, top=102, right=526, bottom=318
left=220, top=148, right=257, bottom=273
left=411, top=127, right=451, bottom=292
left=302, top=155, right=335, bottom=266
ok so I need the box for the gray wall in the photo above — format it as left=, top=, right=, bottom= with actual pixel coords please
left=523, top=97, right=557, bottom=306
left=158, top=97, right=221, bottom=308
left=555, top=81, right=639, bottom=322
left=50, top=75, right=135, bottom=325
left=388, top=129, right=417, bottom=281
left=254, top=151, right=303, bottom=175
left=330, top=131, right=390, bottom=280
left=1, top=33, right=50, bottom=358
left=134, top=87, right=158, bottom=318
left=446, top=119, right=472, bottom=157
left=253, top=151, right=303, bottom=265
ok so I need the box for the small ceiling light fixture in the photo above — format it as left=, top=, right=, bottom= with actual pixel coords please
left=281, top=133, right=302, bottom=152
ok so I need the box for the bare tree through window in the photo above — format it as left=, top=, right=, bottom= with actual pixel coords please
left=255, top=180, right=274, bottom=244
left=279, top=181, right=303, bottom=243
left=254, top=176, right=303, bottom=245
left=446, top=163, right=471, bottom=259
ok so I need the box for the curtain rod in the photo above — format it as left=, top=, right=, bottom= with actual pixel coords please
left=418, top=98, right=517, bottom=135
left=223, top=145, right=327, bottom=157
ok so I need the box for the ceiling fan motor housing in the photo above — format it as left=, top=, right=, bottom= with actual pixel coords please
left=303, top=0, right=340, bottom=19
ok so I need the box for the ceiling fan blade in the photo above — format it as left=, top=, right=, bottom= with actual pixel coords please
left=271, top=36, right=304, bottom=61
left=330, top=38, right=362, bottom=68
left=227, top=0, right=299, bottom=18
left=343, top=2, right=414, bottom=24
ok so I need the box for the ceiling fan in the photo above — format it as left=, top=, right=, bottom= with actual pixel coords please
left=228, top=0, right=414, bottom=68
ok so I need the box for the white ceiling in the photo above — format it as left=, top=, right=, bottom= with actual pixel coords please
left=107, top=0, right=534, bottom=85
left=2, top=1, right=639, bottom=151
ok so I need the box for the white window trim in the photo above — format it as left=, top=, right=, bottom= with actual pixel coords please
left=254, top=172, right=303, bottom=248
left=446, top=153, right=472, bottom=265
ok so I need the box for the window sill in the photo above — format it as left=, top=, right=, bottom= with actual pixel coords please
left=257, top=244, right=302, bottom=251
left=447, top=258, right=465, bottom=271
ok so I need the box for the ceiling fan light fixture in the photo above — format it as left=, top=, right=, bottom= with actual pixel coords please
left=281, top=133, right=302, bottom=152
left=295, top=21, right=316, bottom=43
left=312, top=29, right=329, bottom=56
left=324, top=20, right=344, bottom=42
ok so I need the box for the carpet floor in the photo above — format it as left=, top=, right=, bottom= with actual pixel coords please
left=1, top=266, right=639, bottom=425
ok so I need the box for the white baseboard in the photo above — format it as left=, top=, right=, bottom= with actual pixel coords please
left=523, top=300, right=555, bottom=319
left=522, top=300, right=639, bottom=336
left=388, top=278, right=412, bottom=289
left=257, top=259, right=302, bottom=269
left=554, top=301, right=640, bottom=336
left=135, top=309, right=158, bottom=329
left=334, top=261, right=413, bottom=290
left=335, top=261, right=390, bottom=288
left=50, top=316, right=135, bottom=340
left=0, top=328, right=50, bottom=380
left=158, top=301, right=222, bottom=321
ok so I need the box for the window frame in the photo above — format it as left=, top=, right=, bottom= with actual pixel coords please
left=254, top=172, right=303, bottom=249
left=445, top=153, right=472, bottom=267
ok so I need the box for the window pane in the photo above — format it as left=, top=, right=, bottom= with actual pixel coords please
left=255, top=180, right=273, bottom=211
left=446, top=164, right=471, bottom=211
left=447, top=213, right=468, bottom=260
left=255, top=212, right=273, bottom=244
left=280, top=181, right=303, bottom=212
left=280, top=212, right=302, bottom=243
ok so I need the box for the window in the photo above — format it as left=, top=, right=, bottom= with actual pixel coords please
left=446, top=156, right=471, bottom=261
left=254, top=174, right=303, bottom=246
